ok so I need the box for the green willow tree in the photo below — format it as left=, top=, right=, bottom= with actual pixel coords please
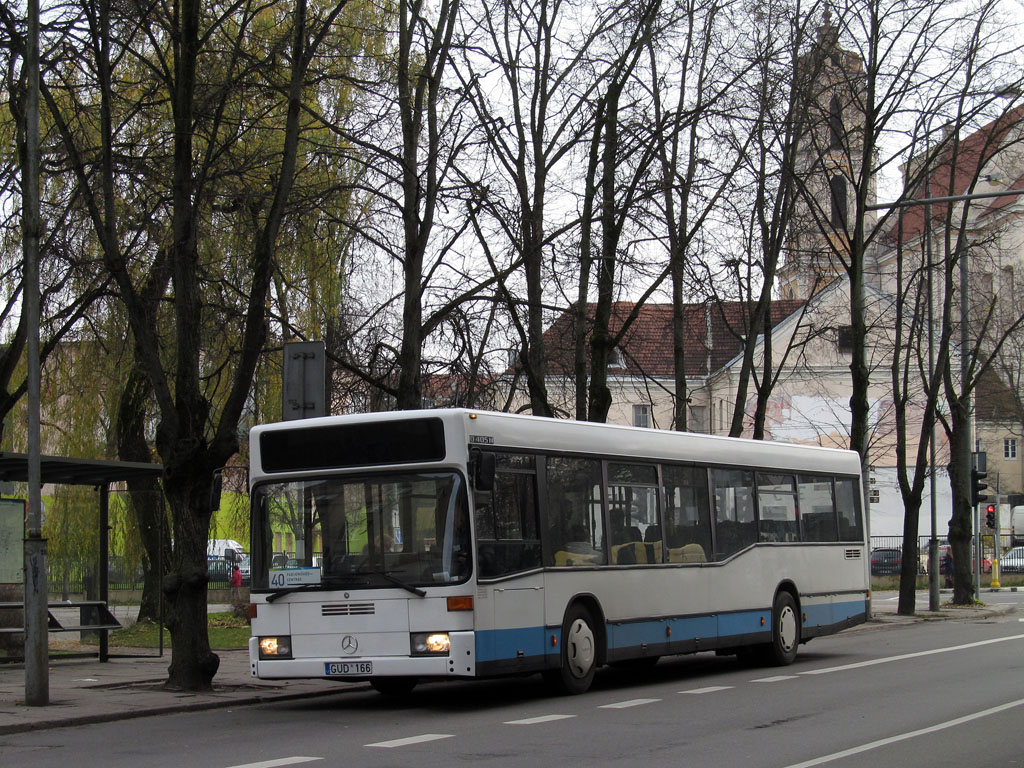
left=39, top=0, right=368, bottom=689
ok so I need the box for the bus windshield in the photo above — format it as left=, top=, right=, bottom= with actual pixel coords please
left=250, top=471, right=471, bottom=590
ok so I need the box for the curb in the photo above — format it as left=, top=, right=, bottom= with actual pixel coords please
left=0, top=682, right=369, bottom=736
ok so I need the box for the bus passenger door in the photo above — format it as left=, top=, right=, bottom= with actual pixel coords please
left=478, top=574, right=546, bottom=674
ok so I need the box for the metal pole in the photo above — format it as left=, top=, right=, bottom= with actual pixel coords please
left=962, top=248, right=980, bottom=602
left=23, top=0, right=49, bottom=706
left=99, top=485, right=109, bottom=662
left=927, top=201, right=939, bottom=612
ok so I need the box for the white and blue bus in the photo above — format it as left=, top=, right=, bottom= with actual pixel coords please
left=248, top=409, right=868, bottom=695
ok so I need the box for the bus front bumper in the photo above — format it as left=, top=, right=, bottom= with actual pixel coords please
left=249, top=631, right=477, bottom=680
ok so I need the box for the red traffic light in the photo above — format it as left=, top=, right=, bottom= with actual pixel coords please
left=986, top=504, right=996, bottom=514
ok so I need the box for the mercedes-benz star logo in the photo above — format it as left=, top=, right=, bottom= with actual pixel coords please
left=341, top=635, right=358, bottom=655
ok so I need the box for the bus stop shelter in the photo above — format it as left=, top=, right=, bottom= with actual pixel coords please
left=0, top=452, right=164, bottom=661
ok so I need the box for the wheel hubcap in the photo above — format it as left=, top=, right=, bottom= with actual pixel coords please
left=778, top=605, right=797, bottom=652
left=566, top=618, right=595, bottom=678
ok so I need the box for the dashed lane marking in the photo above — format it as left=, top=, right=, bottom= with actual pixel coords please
left=599, top=698, right=661, bottom=709
left=366, top=734, right=454, bottom=748
left=505, top=714, right=578, bottom=725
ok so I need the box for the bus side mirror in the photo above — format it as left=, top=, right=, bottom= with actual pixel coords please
left=472, top=450, right=495, bottom=491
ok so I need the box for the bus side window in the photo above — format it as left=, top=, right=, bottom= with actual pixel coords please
left=756, top=473, right=798, bottom=542
left=835, top=477, right=863, bottom=542
left=606, top=462, right=660, bottom=563
left=545, top=457, right=606, bottom=567
left=474, top=453, right=541, bottom=578
left=663, top=465, right=712, bottom=563
left=798, top=476, right=839, bottom=542
left=711, top=468, right=757, bottom=559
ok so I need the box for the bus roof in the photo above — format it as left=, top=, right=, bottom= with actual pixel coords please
left=251, top=408, right=862, bottom=478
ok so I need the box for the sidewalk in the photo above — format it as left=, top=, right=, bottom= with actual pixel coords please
left=0, top=591, right=1014, bottom=735
left=0, top=647, right=364, bottom=735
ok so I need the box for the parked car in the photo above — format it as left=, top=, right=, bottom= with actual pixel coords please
left=870, top=547, right=902, bottom=575
left=999, top=546, right=1024, bottom=573
left=238, top=555, right=251, bottom=585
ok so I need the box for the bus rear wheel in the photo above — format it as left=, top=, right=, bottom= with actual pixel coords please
left=759, top=591, right=800, bottom=666
left=545, top=604, right=598, bottom=695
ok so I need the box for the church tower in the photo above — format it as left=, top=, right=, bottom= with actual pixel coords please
left=778, top=15, right=877, bottom=301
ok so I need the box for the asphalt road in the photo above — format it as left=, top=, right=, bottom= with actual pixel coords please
left=4, top=598, right=1024, bottom=768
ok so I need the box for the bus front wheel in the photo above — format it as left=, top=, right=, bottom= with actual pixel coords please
left=760, top=591, right=800, bottom=666
left=545, top=604, right=598, bottom=695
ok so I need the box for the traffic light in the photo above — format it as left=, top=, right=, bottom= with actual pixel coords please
left=970, top=468, right=989, bottom=506
left=985, top=504, right=996, bottom=529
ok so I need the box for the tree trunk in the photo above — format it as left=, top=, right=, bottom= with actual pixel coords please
left=115, top=363, right=169, bottom=624
left=162, top=468, right=220, bottom=689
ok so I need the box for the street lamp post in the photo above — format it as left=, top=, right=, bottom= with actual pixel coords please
left=23, top=0, right=49, bottom=706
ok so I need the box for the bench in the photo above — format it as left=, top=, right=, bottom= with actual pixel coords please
left=0, top=601, right=122, bottom=634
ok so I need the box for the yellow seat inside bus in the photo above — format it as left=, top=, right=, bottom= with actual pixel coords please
left=667, top=543, right=707, bottom=563
left=553, top=550, right=603, bottom=567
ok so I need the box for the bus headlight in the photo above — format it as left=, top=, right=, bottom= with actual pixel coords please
left=411, top=632, right=450, bottom=655
left=258, top=636, right=292, bottom=659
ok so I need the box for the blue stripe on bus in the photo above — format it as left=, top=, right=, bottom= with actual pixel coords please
left=609, top=614, right=718, bottom=649
left=476, top=611, right=764, bottom=663
left=475, top=626, right=549, bottom=663
left=474, top=598, right=867, bottom=664
left=804, top=598, right=868, bottom=626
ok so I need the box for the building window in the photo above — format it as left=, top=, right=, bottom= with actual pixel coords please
left=837, top=325, right=853, bottom=354
left=633, top=405, right=650, bottom=429
left=689, top=405, right=707, bottom=433
left=608, top=347, right=625, bottom=368
left=830, top=176, right=848, bottom=228
left=829, top=96, right=844, bottom=149
left=1006, top=438, right=1019, bottom=460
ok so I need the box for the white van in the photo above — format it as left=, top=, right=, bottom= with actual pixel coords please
left=207, top=538, right=246, bottom=562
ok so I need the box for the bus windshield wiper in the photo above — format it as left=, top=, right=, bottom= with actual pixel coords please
left=265, top=576, right=366, bottom=602
left=265, top=584, right=318, bottom=602
left=366, top=571, right=426, bottom=596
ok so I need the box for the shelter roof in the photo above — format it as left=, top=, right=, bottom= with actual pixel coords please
left=0, top=453, right=163, bottom=486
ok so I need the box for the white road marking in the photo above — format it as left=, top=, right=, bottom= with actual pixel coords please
left=780, top=697, right=1024, bottom=768
left=505, top=714, right=578, bottom=725
left=226, top=758, right=323, bottom=768
left=680, top=685, right=733, bottom=694
left=598, top=696, right=659, bottom=708
left=751, top=675, right=799, bottom=683
left=800, top=633, right=1024, bottom=676
left=365, top=734, right=454, bottom=748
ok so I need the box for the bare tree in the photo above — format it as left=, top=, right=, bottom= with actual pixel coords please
left=795, top=0, right=1024, bottom=606
left=458, top=0, right=648, bottom=417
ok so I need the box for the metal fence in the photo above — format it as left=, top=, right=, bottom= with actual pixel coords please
left=869, top=534, right=1019, bottom=580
